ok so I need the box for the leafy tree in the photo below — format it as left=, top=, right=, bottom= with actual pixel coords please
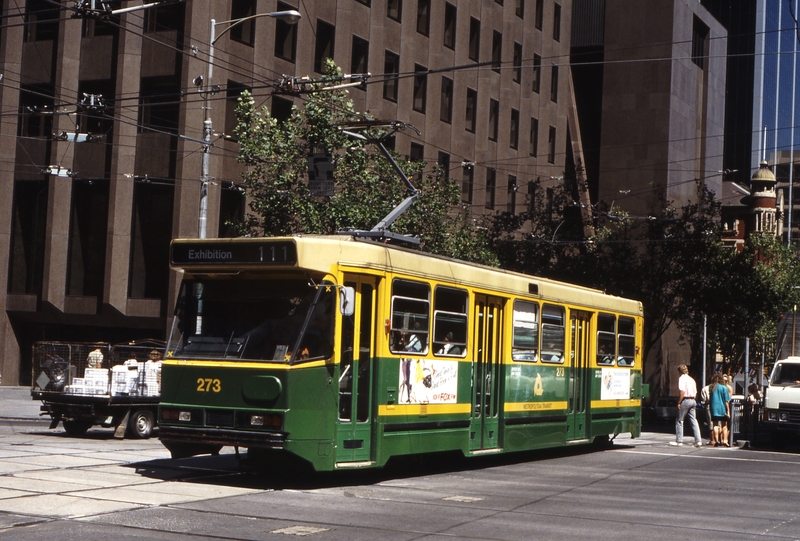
left=494, top=179, right=800, bottom=393
left=233, top=60, right=497, bottom=265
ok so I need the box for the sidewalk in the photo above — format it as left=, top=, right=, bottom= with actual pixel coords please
left=0, top=386, right=46, bottom=421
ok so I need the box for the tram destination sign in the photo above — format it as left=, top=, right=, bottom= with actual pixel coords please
left=171, top=241, right=297, bottom=266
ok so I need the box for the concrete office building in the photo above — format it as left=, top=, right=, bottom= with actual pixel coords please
left=0, top=0, right=574, bottom=385
left=571, top=0, right=726, bottom=395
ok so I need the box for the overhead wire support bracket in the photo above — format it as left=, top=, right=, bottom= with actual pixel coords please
left=275, top=73, right=371, bottom=95
left=338, top=120, right=422, bottom=247
left=70, top=0, right=185, bottom=19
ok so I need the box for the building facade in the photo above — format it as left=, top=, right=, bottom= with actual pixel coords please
left=0, top=0, right=574, bottom=385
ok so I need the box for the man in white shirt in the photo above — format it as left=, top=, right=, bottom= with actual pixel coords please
left=671, top=364, right=703, bottom=447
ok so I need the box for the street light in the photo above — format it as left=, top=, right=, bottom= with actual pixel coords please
left=198, top=10, right=302, bottom=239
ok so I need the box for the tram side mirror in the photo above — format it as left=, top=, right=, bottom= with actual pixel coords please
left=340, top=286, right=355, bottom=316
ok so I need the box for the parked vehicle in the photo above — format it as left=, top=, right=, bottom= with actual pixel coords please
left=31, top=339, right=164, bottom=438
left=762, top=357, right=800, bottom=441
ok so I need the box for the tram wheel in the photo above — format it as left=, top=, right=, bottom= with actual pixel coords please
left=127, top=409, right=155, bottom=439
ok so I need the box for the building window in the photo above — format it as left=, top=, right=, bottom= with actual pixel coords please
left=530, top=117, right=539, bottom=156
left=18, top=84, right=54, bottom=137
left=438, top=152, right=450, bottom=179
left=413, top=64, right=428, bottom=113
left=469, top=17, right=481, bottom=61
left=513, top=42, right=522, bottom=83
left=550, top=64, right=559, bottom=102
left=507, top=175, right=517, bottom=214
left=516, top=0, right=524, bottom=18
left=8, top=180, right=48, bottom=295
left=274, top=1, right=298, bottom=61
left=532, top=54, right=541, bottom=93
left=271, top=95, right=293, bottom=123
left=67, top=180, right=109, bottom=297
left=692, top=16, right=709, bottom=69
left=351, top=35, right=369, bottom=79
left=387, top=0, right=402, bottom=21
left=510, top=108, right=519, bottom=149
left=492, top=30, right=502, bottom=72
left=440, top=76, right=453, bottom=123
left=465, top=88, right=477, bottom=132
left=443, top=3, right=457, bottom=50
left=230, top=0, right=256, bottom=45
left=225, top=80, right=251, bottom=135
left=488, top=99, right=499, bottom=141
left=129, top=180, right=174, bottom=299
left=143, top=1, right=184, bottom=32
left=355, top=0, right=371, bottom=5
left=219, top=184, right=246, bottom=238
left=553, top=3, right=561, bottom=42
left=138, top=77, right=180, bottom=133
left=409, top=142, right=424, bottom=180
left=24, top=0, right=59, bottom=42
left=528, top=180, right=536, bottom=213
left=462, top=166, right=473, bottom=204
left=535, top=0, right=543, bottom=30
left=417, top=0, right=430, bottom=36
left=314, top=19, right=335, bottom=73
left=548, top=125, right=556, bottom=163
left=485, top=168, right=496, bottom=209
left=383, top=50, right=400, bottom=102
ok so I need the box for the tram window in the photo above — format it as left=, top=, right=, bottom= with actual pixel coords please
left=617, top=316, right=635, bottom=366
left=597, top=313, right=616, bottom=366
left=168, top=278, right=334, bottom=362
left=540, top=304, right=565, bottom=363
left=390, top=279, right=430, bottom=354
left=512, top=300, right=538, bottom=361
left=433, top=286, right=467, bottom=356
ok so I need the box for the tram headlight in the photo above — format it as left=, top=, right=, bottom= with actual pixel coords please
left=780, top=412, right=789, bottom=422
left=250, top=415, right=264, bottom=426
left=178, top=411, right=192, bottom=422
left=768, top=411, right=778, bottom=421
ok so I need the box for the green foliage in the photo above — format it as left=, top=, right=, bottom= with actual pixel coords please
left=233, top=60, right=496, bottom=265
left=493, top=180, right=800, bottom=370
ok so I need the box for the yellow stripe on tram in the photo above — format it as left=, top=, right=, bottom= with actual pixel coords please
left=378, top=403, right=472, bottom=416
left=591, top=398, right=641, bottom=409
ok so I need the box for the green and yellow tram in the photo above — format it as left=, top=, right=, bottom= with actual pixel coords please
left=158, top=236, right=645, bottom=470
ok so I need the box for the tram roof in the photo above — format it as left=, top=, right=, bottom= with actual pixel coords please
left=171, top=235, right=643, bottom=316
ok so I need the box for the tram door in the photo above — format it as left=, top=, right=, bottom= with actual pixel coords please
left=470, top=295, right=503, bottom=452
left=336, top=276, right=376, bottom=463
left=567, top=310, right=592, bottom=440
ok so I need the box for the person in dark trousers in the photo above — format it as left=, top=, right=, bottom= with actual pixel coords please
left=671, top=364, right=703, bottom=447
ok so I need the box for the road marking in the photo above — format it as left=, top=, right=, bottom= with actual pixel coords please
left=271, top=526, right=330, bottom=536
left=442, top=495, right=484, bottom=502
left=622, top=448, right=800, bottom=465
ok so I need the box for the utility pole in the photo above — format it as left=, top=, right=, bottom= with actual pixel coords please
left=197, top=10, right=301, bottom=239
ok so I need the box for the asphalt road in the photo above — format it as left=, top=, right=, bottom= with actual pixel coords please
left=0, top=419, right=797, bottom=541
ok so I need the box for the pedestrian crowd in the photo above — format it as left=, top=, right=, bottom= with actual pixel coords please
left=671, top=366, right=761, bottom=448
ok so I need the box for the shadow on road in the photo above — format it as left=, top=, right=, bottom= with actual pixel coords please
left=126, top=438, right=637, bottom=491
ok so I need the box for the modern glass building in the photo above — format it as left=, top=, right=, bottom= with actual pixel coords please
left=754, top=0, right=800, bottom=244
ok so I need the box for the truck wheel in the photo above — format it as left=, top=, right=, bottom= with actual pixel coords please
left=63, top=419, right=93, bottom=436
left=127, top=409, right=155, bottom=439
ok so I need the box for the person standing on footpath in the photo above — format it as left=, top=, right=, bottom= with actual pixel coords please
left=671, top=364, right=703, bottom=447
left=708, top=372, right=731, bottom=447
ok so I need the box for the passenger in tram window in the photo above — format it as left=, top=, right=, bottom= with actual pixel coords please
left=404, top=323, right=424, bottom=352
left=437, top=332, right=458, bottom=355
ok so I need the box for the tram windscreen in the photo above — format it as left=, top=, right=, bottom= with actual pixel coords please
left=167, top=278, right=335, bottom=362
